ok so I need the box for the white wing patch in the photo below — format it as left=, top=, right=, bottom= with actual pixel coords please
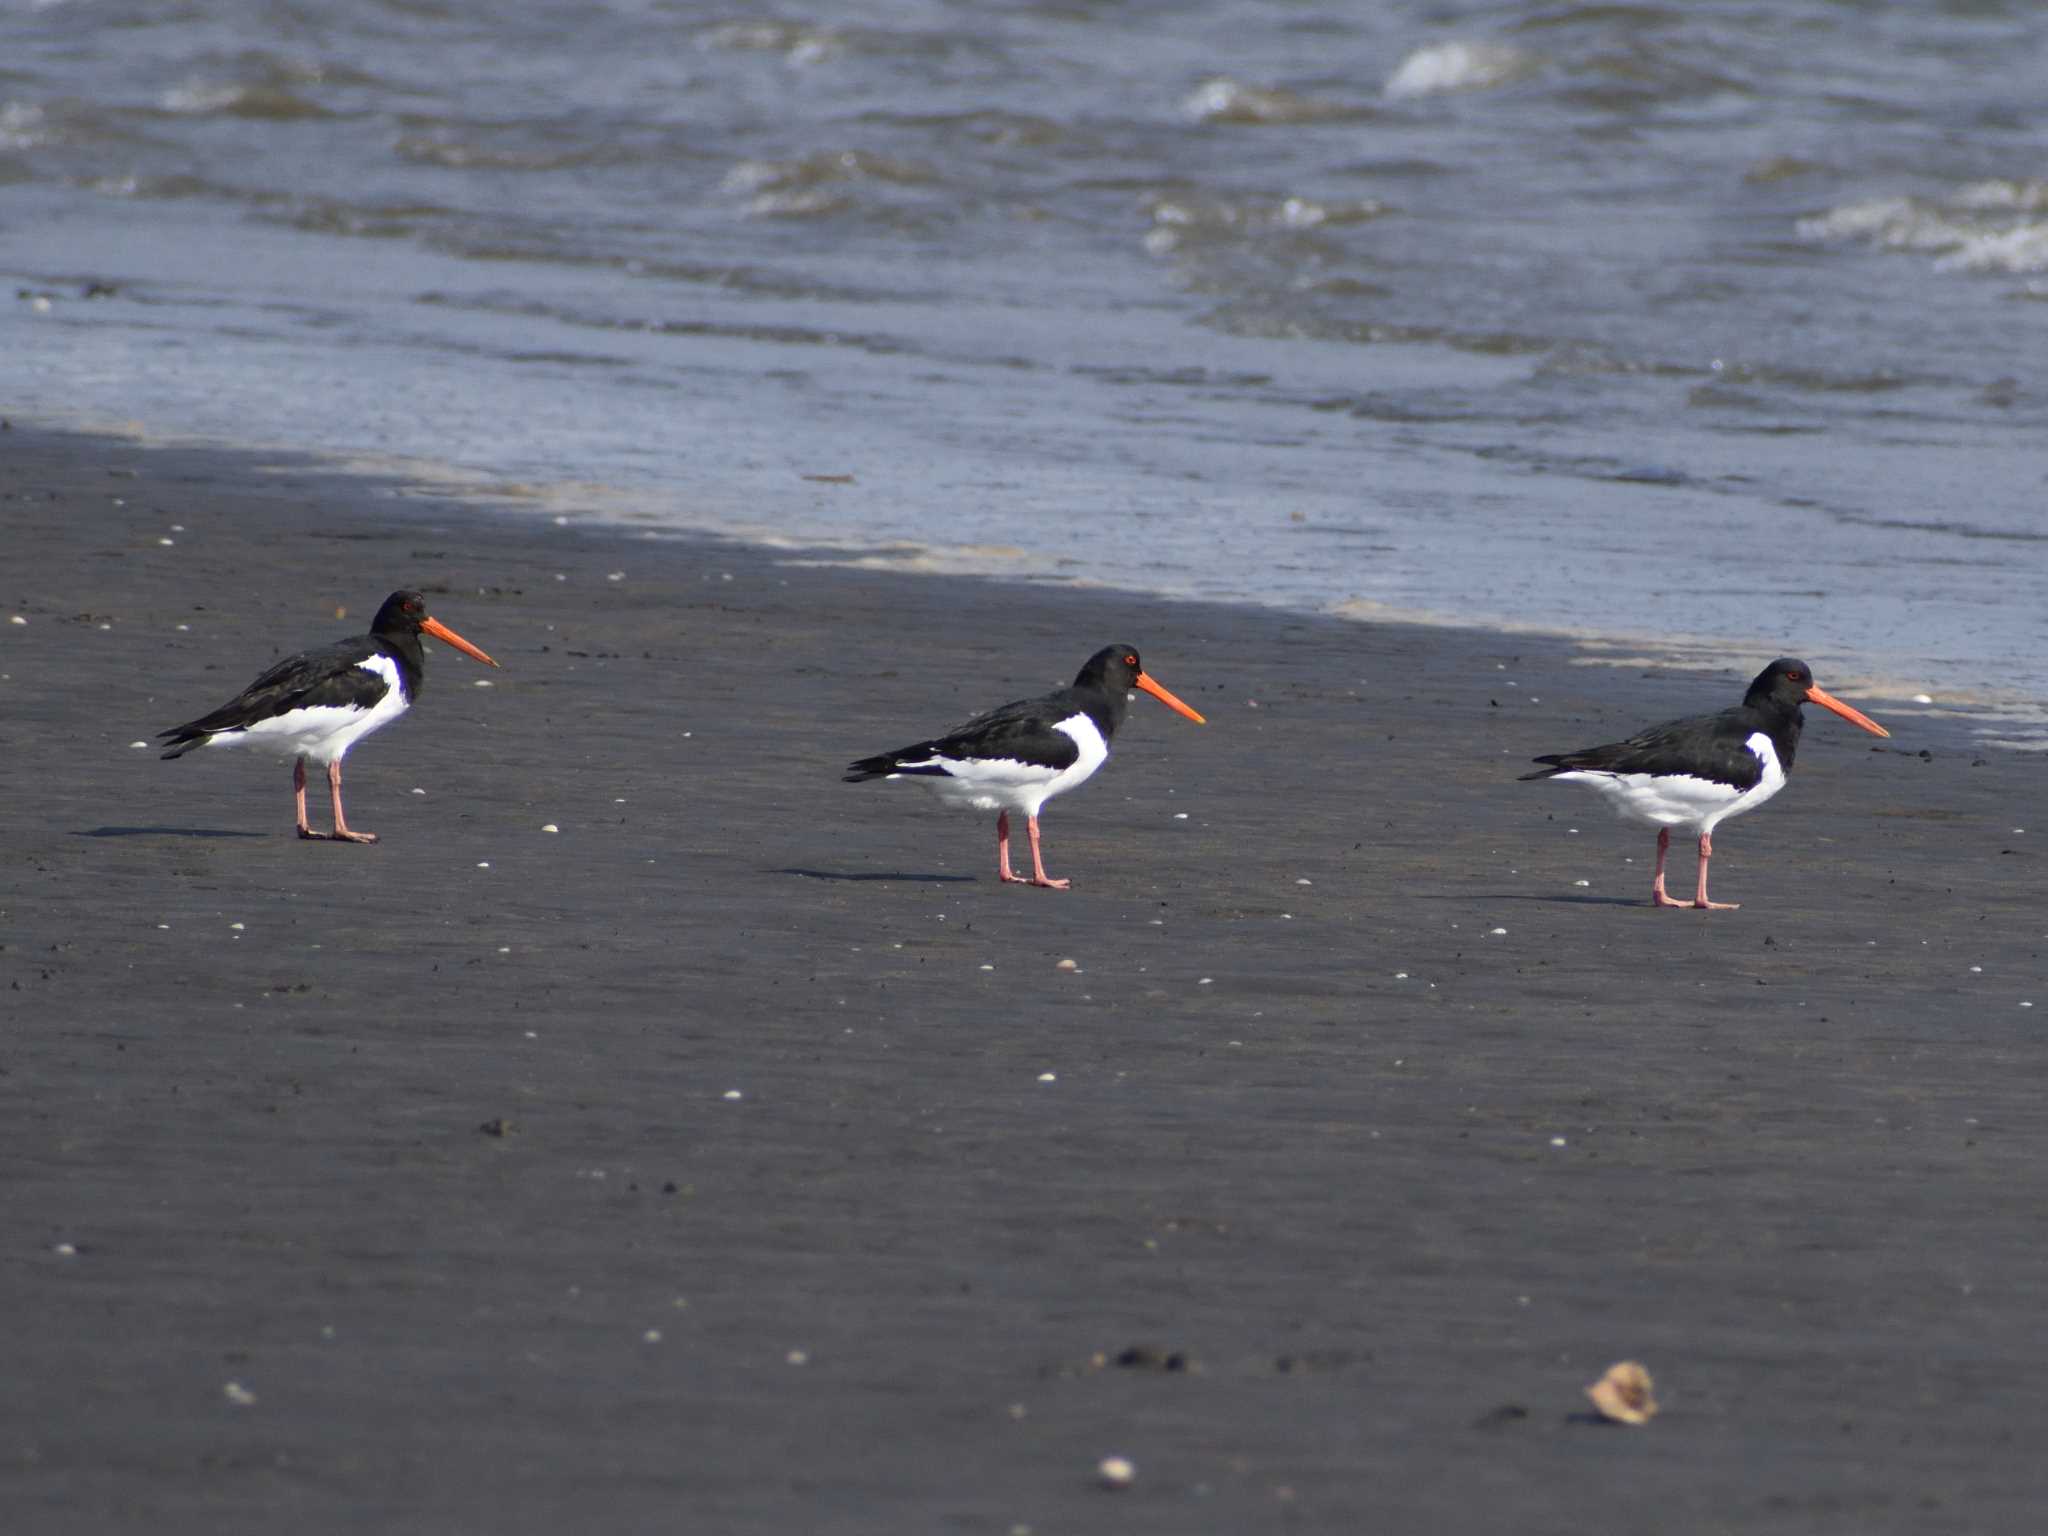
left=206, top=654, right=409, bottom=764
left=1553, top=731, right=1786, bottom=833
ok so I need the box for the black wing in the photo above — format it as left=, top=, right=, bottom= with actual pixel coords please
left=845, top=688, right=1084, bottom=781
left=1521, top=706, right=1765, bottom=790
left=159, top=638, right=390, bottom=756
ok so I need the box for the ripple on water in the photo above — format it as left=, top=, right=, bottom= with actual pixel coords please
left=1140, top=190, right=1390, bottom=256
left=1182, top=78, right=1371, bottom=126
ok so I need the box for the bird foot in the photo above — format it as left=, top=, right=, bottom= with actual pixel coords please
left=300, top=826, right=379, bottom=844
left=1650, top=891, right=1737, bottom=910
left=1002, top=871, right=1070, bottom=890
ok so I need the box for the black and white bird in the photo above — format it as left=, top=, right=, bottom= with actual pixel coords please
left=1520, top=658, right=1889, bottom=910
left=159, top=589, right=499, bottom=843
left=845, top=645, right=1207, bottom=889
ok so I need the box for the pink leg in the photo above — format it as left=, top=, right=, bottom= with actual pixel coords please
left=1022, top=815, right=1070, bottom=891
left=1649, top=827, right=1691, bottom=908
left=996, top=810, right=1025, bottom=883
left=293, top=757, right=320, bottom=839
left=325, top=759, right=378, bottom=845
left=1692, top=831, right=1738, bottom=910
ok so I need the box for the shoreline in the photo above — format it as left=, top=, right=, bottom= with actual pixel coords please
left=14, top=411, right=2039, bottom=755
left=4, top=421, right=2046, bottom=1532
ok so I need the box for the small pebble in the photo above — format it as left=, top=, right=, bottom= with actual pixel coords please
left=476, top=862, right=490, bottom=869
left=129, top=740, right=147, bottom=749
left=1055, top=958, right=1078, bottom=971
left=1173, top=812, right=1189, bottom=820
left=223, top=1382, right=257, bottom=1407
left=1037, top=1072, right=1057, bottom=1083
left=1573, top=880, right=1590, bottom=888
left=53, top=1242, right=76, bottom=1257
left=1295, top=878, right=1312, bottom=886
left=411, top=787, right=427, bottom=795
left=473, top=679, right=493, bottom=688
left=1913, top=693, right=1934, bottom=704
left=786, top=1349, right=808, bottom=1366
left=980, top=964, right=995, bottom=972
left=541, top=823, right=559, bottom=834
left=643, top=1330, right=663, bottom=1344
left=1550, top=1136, right=1568, bottom=1147
left=7, top=616, right=23, bottom=625
left=607, top=571, right=625, bottom=582
left=229, top=922, right=244, bottom=931
left=1097, top=1456, right=1135, bottom=1490
left=1490, top=927, right=1508, bottom=935
left=1198, top=977, right=1213, bottom=985
left=723, top=1089, right=744, bottom=1101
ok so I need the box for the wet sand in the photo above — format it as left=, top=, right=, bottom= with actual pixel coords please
left=3, top=425, right=2044, bottom=1533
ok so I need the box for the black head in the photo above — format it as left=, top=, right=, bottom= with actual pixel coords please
left=368, top=590, right=501, bottom=669
left=1746, top=657, right=1817, bottom=714
left=370, top=590, right=432, bottom=636
left=1745, top=657, right=1888, bottom=737
left=1077, top=646, right=1144, bottom=692
left=1074, top=645, right=1206, bottom=724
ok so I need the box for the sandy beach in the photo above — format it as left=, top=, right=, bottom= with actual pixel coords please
left=3, top=424, right=2045, bottom=1533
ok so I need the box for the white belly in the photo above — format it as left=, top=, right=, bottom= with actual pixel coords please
left=207, top=656, right=409, bottom=764
left=898, top=714, right=1110, bottom=818
left=1556, top=732, right=1786, bottom=834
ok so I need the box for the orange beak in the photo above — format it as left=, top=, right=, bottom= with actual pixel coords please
left=421, top=615, right=501, bottom=669
left=1806, top=683, right=1886, bottom=737
left=1134, top=670, right=1206, bottom=725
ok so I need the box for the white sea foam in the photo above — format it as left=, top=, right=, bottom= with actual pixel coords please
left=1384, top=41, right=1533, bottom=101
left=1799, top=181, right=2048, bottom=274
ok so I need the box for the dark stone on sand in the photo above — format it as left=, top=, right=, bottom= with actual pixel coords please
left=1471, top=1403, right=1529, bottom=1431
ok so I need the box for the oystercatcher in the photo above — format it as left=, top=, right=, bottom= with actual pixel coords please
left=159, top=590, right=499, bottom=843
left=1520, top=658, right=1889, bottom=910
left=844, top=645, right=1206, bottom=889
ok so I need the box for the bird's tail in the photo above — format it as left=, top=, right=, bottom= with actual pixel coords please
left=845, top=745, right=950, bottom=782
left=843, top=752, right=901, bottom=783
left=157, top=728, right=207, bottom=761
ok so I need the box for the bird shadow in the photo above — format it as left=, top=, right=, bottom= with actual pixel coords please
left=771, top=867, right=977, bottom=884
left=1418, top=892, right=1645, bottom=908
left=74, top=826, right=268, bottom=840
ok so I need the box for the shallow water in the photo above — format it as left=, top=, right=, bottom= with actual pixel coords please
left=6, top=0, right=2046, bottom=741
